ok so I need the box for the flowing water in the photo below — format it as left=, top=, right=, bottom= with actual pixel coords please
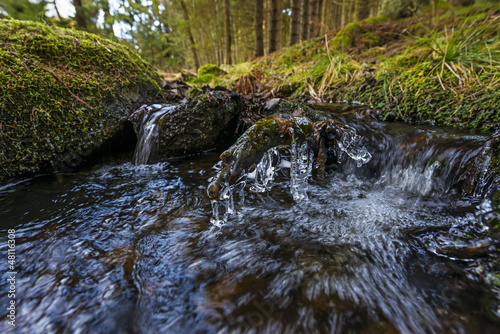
left=1, top=105, right=499, bottom=333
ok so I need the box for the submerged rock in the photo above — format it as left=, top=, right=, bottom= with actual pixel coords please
left=0, top=19, right=163, bottom=182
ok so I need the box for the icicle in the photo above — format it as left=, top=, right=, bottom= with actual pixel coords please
left=290, top=140, right=313, bottom=201
left=249, top=147, right=280, bottom=193
left=209, top=176, right=247, bottom=227
left=210, top=199, right=228, bottom=228
left=336, top=127, right=372, bottom=167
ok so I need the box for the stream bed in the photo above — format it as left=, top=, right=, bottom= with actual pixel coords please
left=1, top=105, right=499, bottom=333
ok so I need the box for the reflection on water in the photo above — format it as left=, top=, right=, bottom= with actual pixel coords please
left=1, top=112, right=499, bottom=333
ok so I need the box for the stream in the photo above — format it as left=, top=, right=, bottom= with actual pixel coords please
left=1, top=104, right=499, bottom=333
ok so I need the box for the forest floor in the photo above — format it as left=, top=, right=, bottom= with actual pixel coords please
left=190, top=2, right=500, bottom=132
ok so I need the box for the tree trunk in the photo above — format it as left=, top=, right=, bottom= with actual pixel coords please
left=308, top=0, right=319, bottom=39
left=341, top=0, right=346, bottom=27
left=224, top=0, right=232, bottom=64
left=179, top=0, right=200, bottom=70
left=268, top=0, right=280, bottom=53
left=72, top=0, right=87, bottom=29
left=301, top=0, right=310, bottom=41
left=224, top=0, right=232, bottom=65
left=290, top=0, right=300, bottom=45
left=316, top=0, right=323, bottom=36
left=255, top=0, right=264, bottom=57
left=320, top=0, right=328, bottom=35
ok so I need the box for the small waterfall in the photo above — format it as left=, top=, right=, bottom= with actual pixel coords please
left=352, top=129, right=499, bottom=197
left=132, top=104, right=176, bottom=165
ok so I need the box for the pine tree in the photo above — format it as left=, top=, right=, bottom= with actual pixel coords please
left=179, top=0, right=200, bottom=70
left=290, top=0, right=300, bottom=45
left=255, top=0, right=264, bottom=57
left=269, top=0, right=280, bottom=53
left=301, top=0, right=310, bottom=41
left=224, top=0, right=232, bottom=64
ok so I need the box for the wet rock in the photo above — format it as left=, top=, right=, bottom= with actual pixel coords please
left=161, top=80, right=189, bottom=103
left=207, top=115, right=316, bottom=199
left=129, top=88, right=327, bottom=167
left=436, top=242, right=491, bottom=259
left=129, top=90, right=242, bottom=163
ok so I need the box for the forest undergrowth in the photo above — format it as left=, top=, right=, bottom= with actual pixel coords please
left=192, top=2, right=500, bottom=132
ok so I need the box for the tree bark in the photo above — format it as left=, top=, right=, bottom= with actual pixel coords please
left=268, top=0, right=280, bottom=53
left=179, top=0, right=200, bottom=70
left=316, top=0, right=323, bottom=36
left=290, top=0, right=300, bottom=45
left=224, top=0, right=232, bottom=64
left=255, top=0, right=264, bottom=57
left=301, top=0, right=310, bottom=41
left=308, top=0, right=318, bottom=39
left=72, top=0, right=87, bottom=29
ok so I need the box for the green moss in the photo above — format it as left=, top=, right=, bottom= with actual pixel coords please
left=0, top=19, right=162, bottom=181
left=217, top=3, right=500, bottom=132
left=363, top=31, right=381, bottom=46
left=362, top=15, right=389, bottom=25
left=190, top=64, right=226, bottom=87
left=198, top=64, right=225, bottom=76
left=331, top=22, right=363, bottom=50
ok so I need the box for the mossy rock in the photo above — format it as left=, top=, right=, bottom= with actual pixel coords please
left=190, top=64, right=227, bottom=86
left=362, top=15, right=389, bottom=25
left=331, top=22, right=363, bottom=50
left=198, top=64, right=226, bottom=77
left=0, top=19, right=163, bottom=182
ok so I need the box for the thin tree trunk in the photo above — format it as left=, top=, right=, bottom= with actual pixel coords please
left=51, top=0, right=63, bottom=21
left=308, top=0, right=318, bottom=39
left=72, top=0, right=87, bottom=29
left=320, top=0, right=328, bottom=35
left=315, top=0, right=323, bottom=36
left=290, top=0, right=300, bottom=45
left=233, top=20, right=238, bottom=62
left=268, top=0, right=280, bottom=53
left=101, top=0, right=114, bottom=36
left=255, top=0, right=264, bottom=57
left=341, top=0, right=346, bottom=28
left=301, top=0, right=310, bottom=41
left=224, top=0, right=232, bottom=64
left=179, top=0, right=200, bottom=70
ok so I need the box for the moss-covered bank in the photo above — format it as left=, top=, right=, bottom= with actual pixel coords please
left=0, top=19, right=163, bottom=182
left=214, top=2, right=500, bottom=132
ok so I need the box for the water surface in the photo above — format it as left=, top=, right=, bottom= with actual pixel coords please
left=1, top=109, right=499, bottom=333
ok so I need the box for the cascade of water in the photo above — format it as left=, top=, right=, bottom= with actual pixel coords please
left=386, top=160, right=442, bottom=196
left=473, top=138, right=498, bottom=197
left=133, top=105, right=176, bottom=165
